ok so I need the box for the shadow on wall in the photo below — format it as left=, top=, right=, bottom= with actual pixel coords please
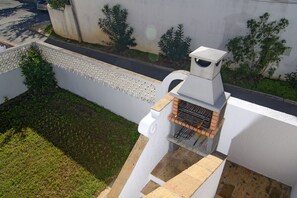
left=227, top=116, right=297, bottom=186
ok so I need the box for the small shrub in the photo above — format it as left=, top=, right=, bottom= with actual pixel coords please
left=285, top=69, right=297, bottom=88
left=158, top=24, right=191, bottom=63
left=20, top=46, right=57, bottom=94
left=225, top=13, right=289, bottom=83
left=48, top=0, right=70, bottom=9
left=98, top=4, right=137, bottom=52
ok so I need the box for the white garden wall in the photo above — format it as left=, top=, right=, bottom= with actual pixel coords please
left=48, top=5, right=80, bottom=41
left=54, top=66, right=152, bottom=124
left=218, top=97, right=297, bottom=186
left=71, top=0, right=297, bottom=77
left=119, top=103, right=173, bottom=197
left=0, top=44, right=30, bottom=104
left=36, top=42, right=160, bottom=124
left=0, top=69, right=27, bottom=104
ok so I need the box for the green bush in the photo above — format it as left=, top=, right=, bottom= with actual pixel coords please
left=48, top=0, right=70, bottom=9
left=158, top=24, right=191, bottom=63
left=225, top=13, right=289, bottom=83
left=20, top=46, right=57, bottom=94
left=98, top=4, right=137, bottom=52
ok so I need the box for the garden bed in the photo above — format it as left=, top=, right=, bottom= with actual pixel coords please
left=0, top=89, right=138, bottom=197
left=221, top=68, right=297, bottom=102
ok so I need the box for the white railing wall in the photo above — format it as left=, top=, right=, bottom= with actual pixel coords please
left=0, top=42, right=160, bottom=123
left=37, top=42, right=160, bottom=123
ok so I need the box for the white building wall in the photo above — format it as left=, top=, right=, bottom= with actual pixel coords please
left=0, top=69, right=27, bottom=104
left=218, top=97, right=297, bottom=186
left=72, top=0, right=297, bottom=76
left=48, top=5, right=80, bottom=41
left=192, top=160, right=226, bottom=198
left=54, top=66, right=152, bottom=124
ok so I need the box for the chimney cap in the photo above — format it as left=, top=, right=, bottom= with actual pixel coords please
left=189, top=46, right=227, bottom=63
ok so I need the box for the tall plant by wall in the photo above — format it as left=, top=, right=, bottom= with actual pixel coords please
left=20, top=46, right=57, bottom=94
left=225, top=13, right=289, bottom=83
left=98, top=4, right=137, bottom=52
left=48, top=0, right=70, bottom=9
left=158, top=24, right=191, bottom=63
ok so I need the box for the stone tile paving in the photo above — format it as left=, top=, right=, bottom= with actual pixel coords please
left=217, top=161, right=291, bottom=198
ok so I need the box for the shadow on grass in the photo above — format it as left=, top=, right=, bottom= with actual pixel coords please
left=0, top=89, right=139, bottom=182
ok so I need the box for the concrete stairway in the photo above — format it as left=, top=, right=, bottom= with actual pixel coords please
left=141, top=147, right=203, bottom=196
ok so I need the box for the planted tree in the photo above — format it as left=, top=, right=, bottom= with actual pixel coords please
left=98, top=4, right=137, bottom=52
left=158, top=24, right=191, bottom=63
left=225, top=13, right=289, bottom=83
left=20, top=46, right=57, bottom=94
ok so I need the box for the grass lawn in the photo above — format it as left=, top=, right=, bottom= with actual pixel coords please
left=0, top=89, right=138, bottom=197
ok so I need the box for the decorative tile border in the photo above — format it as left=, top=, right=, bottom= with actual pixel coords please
left=37, top=43, right=157, bottom=104
left=0, top=42, right=158, bottom=104
left=0, top=44, right=30, bottom=74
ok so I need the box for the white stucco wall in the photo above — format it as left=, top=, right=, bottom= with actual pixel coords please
left=217, top=97, right=297, bottom=186
left=71, top=0, right=297, bottom=76
left=53, top=66, right=152, bottom=124
left=0, top=69, right=27, bottom=104
left=192, top=160, right=226, bottom=198
left=48, top=5, right=80, bottom=41
left=119, top=102, right=173, bottom=197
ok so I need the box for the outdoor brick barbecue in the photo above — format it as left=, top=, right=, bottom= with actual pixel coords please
left=168, top=46, right=230, bottom=155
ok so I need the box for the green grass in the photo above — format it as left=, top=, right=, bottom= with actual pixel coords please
left=0, top=89, right=139, bottom=197
left=255, top=79, right=297, bottom=101
left=221, top=67, right=297, bottom=102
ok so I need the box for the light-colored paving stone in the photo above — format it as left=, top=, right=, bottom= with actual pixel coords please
left=146, top=187, right=181, bottom=198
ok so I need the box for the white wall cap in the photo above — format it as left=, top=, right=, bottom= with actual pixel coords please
left=138, top=109, right=160, bottom=138
left=189, top=46, right=227, bottom=63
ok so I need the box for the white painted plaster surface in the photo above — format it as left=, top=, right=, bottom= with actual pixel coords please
left=48, top=5, right=80, bottom=41
left=119, top=101, right=173, bottom=197
left=71, top=0, right=297, bottom=76
left=0, top=69, right=27, bottom=104
left=156, top=70, right=189, bottom=100
left=54, top=66, right=152, bottom=124
left=192, top=160, right=226, bottom=198
left=218, top=97, right=297, bottom=186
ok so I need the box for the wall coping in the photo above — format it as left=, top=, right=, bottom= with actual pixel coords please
left=146, top=155, right=225, bottom=198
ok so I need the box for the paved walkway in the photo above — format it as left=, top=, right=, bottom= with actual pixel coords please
left=44, top=38, right=297, bottom=117
left=0, top=0, right=48, bottom=44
